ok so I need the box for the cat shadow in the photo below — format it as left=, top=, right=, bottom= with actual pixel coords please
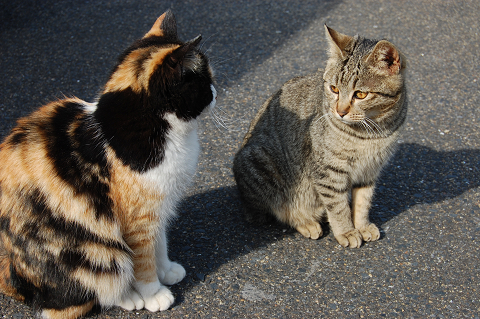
left=372, top=143, right=480, bottom=224
left=167, top=142, right=480, bottom=303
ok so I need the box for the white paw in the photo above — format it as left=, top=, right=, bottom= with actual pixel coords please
left=116, top=289, right=144, bottom=311
left=143, top=286, right=175, bottom=312
left=132, top=281, right=175, bottom=312
left=157, top=261, right=186, bottom=286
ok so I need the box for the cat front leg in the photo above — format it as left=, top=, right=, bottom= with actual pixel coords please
left=352, top=184, right=380, bottom=242
left=118, top=228, right=175, bottom=312
left=155, top=228, right=186, bottom=286
left=317, top=187, right=363, bottom=248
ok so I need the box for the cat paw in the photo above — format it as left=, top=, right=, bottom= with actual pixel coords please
left=335, top=229, right=363, bottom=248
left=157, top=261, right=186, bottom=286
left=296, top=222, right=323, bottom=239
left=116, top=289, right=144, bottom=311
left=358, top=223, right=380, bottom=242
left=143, top=286, right=175, bottom=312
left=133, top=281, right=175, bottom=312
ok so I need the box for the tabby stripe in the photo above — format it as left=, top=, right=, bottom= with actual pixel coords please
left=314, top=182, right=349, bottom=194
left=326, top=201, right=344, bottom=212
left=325, top=165, right=349, bottom=175
left=373, top=90, right=402, bottom=99
left=319, top=192, right=334, bottom=199
left=328, top=117, right=370, bottom=140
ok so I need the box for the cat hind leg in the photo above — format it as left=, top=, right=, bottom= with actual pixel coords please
left=296, top=222, right=323, bottom=240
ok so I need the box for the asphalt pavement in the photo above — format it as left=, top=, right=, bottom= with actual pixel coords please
left=1, top=0, right=479, bottom=318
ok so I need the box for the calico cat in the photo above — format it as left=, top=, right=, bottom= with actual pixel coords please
left=233, top=26, right=406, bottom=248
left=0, top=10, right=216, bottom=319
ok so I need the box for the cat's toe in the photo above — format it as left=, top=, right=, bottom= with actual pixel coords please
left=296, top=222, right=323, bottom=239
left=335, top=229, right=363, bottom=248
left=358, top=223, right=380, bottom=242
left=116, top=289, right=144, bottom=311
left=158, top=261, right=186, bottom=286
left=143, top=287, right=175, bottom=312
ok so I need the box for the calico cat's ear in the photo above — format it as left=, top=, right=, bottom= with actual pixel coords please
left=324, top=25, right=353, bottom=59
left=168, top=35, right=202, bottom=66
left=166, top=35, right=202, bottom=78
left=366, top=40, right=405, bottom=75
left=145, top=10, right=178, bottom=39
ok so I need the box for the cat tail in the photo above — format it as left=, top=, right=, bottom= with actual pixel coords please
left=40, top=301, right=96, bottom=319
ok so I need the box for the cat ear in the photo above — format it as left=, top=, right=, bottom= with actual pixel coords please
left=169, top=35, right=202, bottom=65
left=324, top=25, right=353, bottom=58
left=366, top=40, right=404, bottom=75
left=166, top=35, right=202, bottom=78
left=145, top=10, right=178, bottom=39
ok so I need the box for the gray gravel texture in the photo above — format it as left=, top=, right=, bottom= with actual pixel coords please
left=1, top=0, right=479, bottom=318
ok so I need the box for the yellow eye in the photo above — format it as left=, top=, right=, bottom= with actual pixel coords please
left=330, top=85, right=339, bottom=94
left=354, top=91, right=368, bottom=99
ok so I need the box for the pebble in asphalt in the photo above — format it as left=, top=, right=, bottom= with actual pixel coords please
left=0, top=0, right=479, bottom=318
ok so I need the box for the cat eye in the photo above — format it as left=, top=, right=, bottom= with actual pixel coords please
left=354, top=91, right=368, bottom=99
left=330, top=85, right=339, bottom=94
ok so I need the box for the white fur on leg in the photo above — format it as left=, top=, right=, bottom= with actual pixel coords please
left=133, top=280, right=174, bottom=312
left=158, top=261, right=186, bottom=286
left=155, top=229, right=186, bottom=285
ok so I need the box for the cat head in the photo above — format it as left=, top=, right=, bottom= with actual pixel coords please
left=102, top=10, right=216, bottom=121
left=322, top=26, right=406, bottom=133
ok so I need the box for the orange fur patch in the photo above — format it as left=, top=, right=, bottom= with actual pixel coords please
left=144, top=12, right=168, bottom=38
left=41, top=300, right=95, bottom=319
left=103, top=46, right=178, bottom=94
left=106, top=147, right=164, bottom=283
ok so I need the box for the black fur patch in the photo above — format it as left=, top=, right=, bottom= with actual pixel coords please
left=7, top=130, right=27, bottom=146
left=95, top=88, right=171, bottom=172
left=45, top=102, right=114, bottom=220
left=26, top=188, right=130, bottom=253
left=10, top=263, right=95, bottom=310
left=149, top=51, right=214, bottom=121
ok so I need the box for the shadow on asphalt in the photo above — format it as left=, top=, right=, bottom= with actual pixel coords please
left=0, top=0, right=340, bottom=136
left=374, top=143, right=480, bottom=224
left=169, top=142, right=480, bottom=303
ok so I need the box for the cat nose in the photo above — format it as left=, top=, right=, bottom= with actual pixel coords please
left=337, top=110, right=348, bottom=117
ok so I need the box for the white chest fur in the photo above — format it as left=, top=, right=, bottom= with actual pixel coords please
left=140, top=113, right=200, bottom=221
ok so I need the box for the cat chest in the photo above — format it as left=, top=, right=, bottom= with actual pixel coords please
left=318, top=135, right=396, bottom=185
left=141, top=125, right=200, bottom=194
left=347, top=140, right=394, bottom=183
left=110, top=123, right=200, bottom=220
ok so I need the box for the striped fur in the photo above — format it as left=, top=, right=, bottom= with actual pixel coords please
left=0, top=10, right=216, bottom=318
left=233, top=26, right=406, bottom=248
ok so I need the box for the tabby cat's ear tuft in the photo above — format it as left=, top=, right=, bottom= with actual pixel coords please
left=324, top=25, right=353, bottom=59
left=145, top=10, right=178, bottom=39
left=366, top=40, right=404, bottom=75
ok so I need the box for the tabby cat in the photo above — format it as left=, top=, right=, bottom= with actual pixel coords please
left=233, top=26, right=406, bottom=248
left=0, top=10, right=216, bottom=319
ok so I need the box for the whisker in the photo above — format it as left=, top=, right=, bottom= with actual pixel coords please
left=315, top=113, right=329, bottom=123
left=209, top=106, right=244, bottom=132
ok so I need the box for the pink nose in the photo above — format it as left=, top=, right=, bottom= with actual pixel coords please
left=337, top=110, right=348, bottom=117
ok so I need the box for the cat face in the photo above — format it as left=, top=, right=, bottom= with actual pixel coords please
left=322, top=26, right=405, bottom=131
left=103, top=10, right=216, bottom=121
